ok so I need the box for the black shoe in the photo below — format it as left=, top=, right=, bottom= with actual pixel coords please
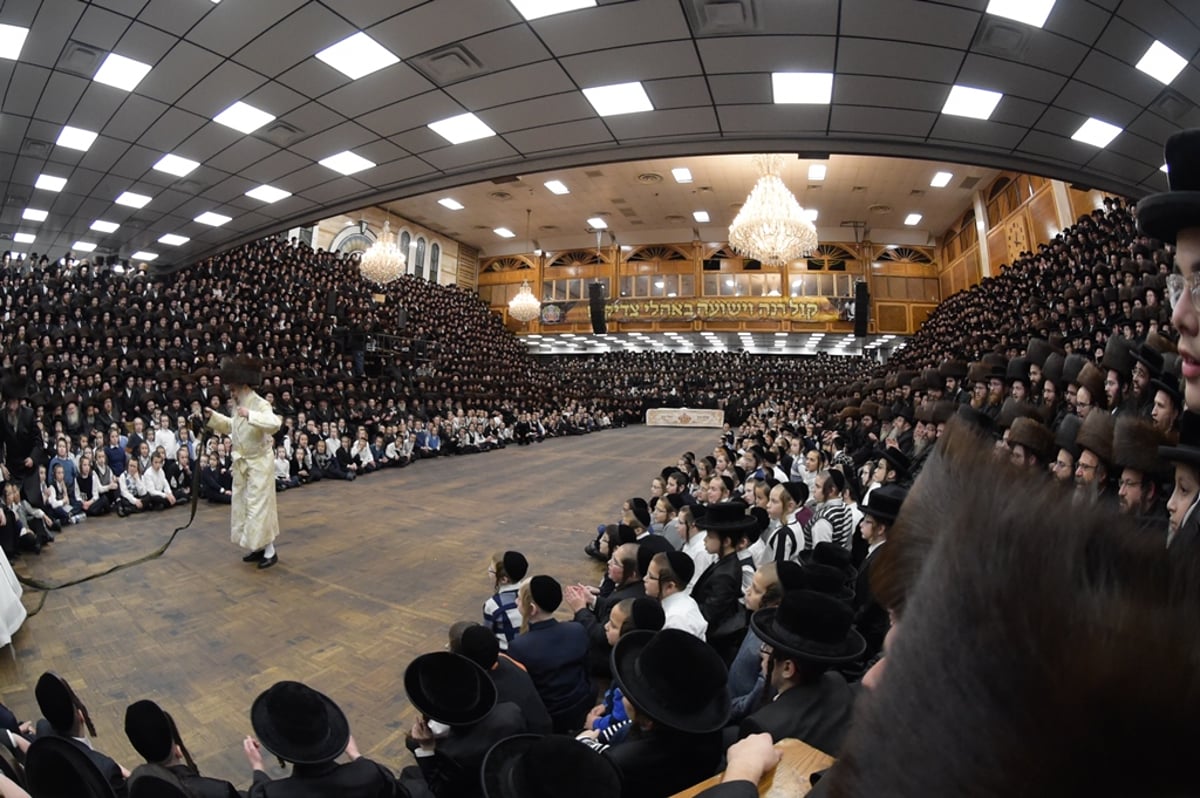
left=583, top=541, right=605, bottom=562
left=258, top=554, right=278, bottom=569
left=243, top=549, right=266, bottom=563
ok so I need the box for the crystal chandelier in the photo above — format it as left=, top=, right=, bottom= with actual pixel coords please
left=728, top=154, right=819, bottom=266
left=508, top=280, right=541, bottom=322
left=358, top=219, right=406, bottom=285
left=508, top=208, right=541, bottom=323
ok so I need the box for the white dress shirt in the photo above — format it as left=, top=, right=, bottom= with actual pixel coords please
left=661, top=591, right=708, bottom=641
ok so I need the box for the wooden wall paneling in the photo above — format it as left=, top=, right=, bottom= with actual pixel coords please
left=876, top=303, right=908, bottom=332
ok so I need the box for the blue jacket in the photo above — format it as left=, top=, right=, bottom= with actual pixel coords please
left=507, top=619, right=591, bottom=717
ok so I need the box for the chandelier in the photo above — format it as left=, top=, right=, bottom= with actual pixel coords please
left=358, top=219, right=406, bottom=284
left=728, top=154, right=819, bottom=266
left=508, top=280, right=541, bottom=322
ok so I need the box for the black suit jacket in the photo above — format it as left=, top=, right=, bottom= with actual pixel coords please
left=167, top=764, right=243, bottom=798
left=691, top=553, right=746, bottom=659
left=34, top=719, right=128, bottom=797
left=248, top=757, right=398, bottom=798
left=0, top=405, right=46, bottom=476
left=737, top=672, right=855, bottom=755
left=575, top=581, right=645, bottom=676
left=604, top=729, right=722, bottom=798
left=490, top=658, right=553, bottom=735
left=413, top=702, right=525, bottom=798
left=853, top=543, right=889, bottom=662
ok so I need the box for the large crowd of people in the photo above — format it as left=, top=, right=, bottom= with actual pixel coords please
left=0, top=133, right=1197, bottom=795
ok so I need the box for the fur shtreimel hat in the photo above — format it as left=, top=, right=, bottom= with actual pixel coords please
left=218, top=355, right=263, bottom=387
left=1075, top=409, right=1115, bottom=468
left=1008, top=417, right=1054, bottom=462
left=1112, top=417, right=1169, bottom=478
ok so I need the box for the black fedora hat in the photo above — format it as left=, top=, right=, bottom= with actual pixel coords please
left=1151, top=373, right=1183, bottom=410
left=750, top=590, right=866, bottom=665
left=482, top=734, right=621, bottom=798
left=874, top=447, right=910, bottom=479
left=482, top=734, right=624, bottom=796
left=36, top=672, right=95, bottom=738
left=124, top=700, right=179, bottom=764
left=250, top=681, right=350, bottom=765
left=404, top=652, right=496, bottom=727
left=1137, top=129, right=1200, bottom=244
left=611, top=629, right=730, bottom=733
left=25, top=736, right=116, bottom=798
left=800, top=541, right=858, bottom=584
left=1159, top=412, right=1200, bottom=469
left=861, top=484, right=907, bottom=525
left=694, top=501, right=757, bottom=537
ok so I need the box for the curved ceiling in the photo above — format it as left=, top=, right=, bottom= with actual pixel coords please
left=0, top=0, right=1194, bottom=267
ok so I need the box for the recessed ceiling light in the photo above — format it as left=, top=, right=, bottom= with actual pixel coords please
left=13, top=233, right=35, bottom=244
left=494, top=227, right=516, bottom=238
left=544, top=180, right=569, bottom=195
left=195, top=211, right=231, bottom=226
left=802, top=208, right=819, bottom=222
left=21, top=208, right=47, bottom=222
left=1136, top=40, right=1188, bottom=86
left=35, top=174, right=67, bottom=193
left=315, top=31, right=399, bottom=80
left=427, top=112, right=496, bottom=145
left=1071, top=117, right=1122, bottom=149
left=153, top=153, right=200, bottom=177
left=930, top=171, right=953, bottom=188
left=587, top=217, right=607, bottom=229
left=245, top=184, right=292, bottom=203
left=1161, top=163, right=1169, bottom=174
left=438, top=198, right=465, bottom=210
left=72, top=241, right=97, bottom=252
left=93, top=52, right=152, bottom=91
left=91, top=220, right=119, bottom=233
left=158, top=234, right=190, bottom=246
left=0, top=24, right=29, bottom=61
left=582, top=81, right=654, bottom=117
left=318, top=150, right=375, bottom=175
left=693, top=210, right=710, bottom=223
left=942, top=85, right=1003, bottom=120
left=115, top=191, right=152, bottom=208
left=772, top=72, right=834, bottom=104
left=904, top=213, right=923, bottom=226
left=672, top=167, right=693, bottom=183
left=808, top=164, right=827, bottom=180
left=213, top=100, right=275, bottom=134
left=985, top=0, right=1055, bottom=28
left=510, top=0, right=596, bottom=21
left=56, top=125, right=98, bottom=152
left=131, top=251, right=158, bottom=261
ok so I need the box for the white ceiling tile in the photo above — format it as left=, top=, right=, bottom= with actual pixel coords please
left=699, top=36, right=835, bottom=74
left=643, top=77, right=713, bottom=111
left=232, top=4, right=356, bottom=78
left=318, top=63, right=434, bottom=118
left=358, top=92, right=465, bottom=138
left=717, top=104, right=829, bottom=134
left=475, top=92, right=596, bottom=134
left=561, top=40, right=703, bottom=86
left=420, top=137, right=521, bottom=171
left=831, top=106, right=937, bottom=138
left=504, top=118, right=614, bottom=154
left=532, top=0, right=690, bottom=56
left=604, top=107, right=720, bottom=141
left=841, top=0, right=979, bottom=48
left=370, top=0, right=523, bottom=58
left=187, top=0, right=308, bottom=57
left=318, top=0, right=425, bottom=28
left=446, top=62, right=574, bottom=111
left=837, top=39, right=962, bottom=82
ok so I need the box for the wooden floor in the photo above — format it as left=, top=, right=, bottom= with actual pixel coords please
left=0, top=426, right=717, bottom=784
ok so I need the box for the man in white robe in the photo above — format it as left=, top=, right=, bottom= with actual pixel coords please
left=206, top=356, right=282, bottom=568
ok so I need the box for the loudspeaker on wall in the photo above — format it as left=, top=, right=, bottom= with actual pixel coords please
left=854, top=281, right=869, bottom=337
left=588, top=282, right=607, bottom=334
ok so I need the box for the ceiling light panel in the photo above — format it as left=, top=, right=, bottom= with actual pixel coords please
left=904, top=213, right=923, bottom=226
left=245, top=185, right=292, bottom=203
left=91, top=220, right=119, bottom=233
left=1135, top=41, right=1188, bottom=86
left=0, top=24, right=29, bottom=60
left=494, top=227, right=515, bottom=238
left=319, top=150, right=376, bottom=175
left=72, top=241, right=97, bottom=252
left=587, top=217, right=607, bottom=228
left=438, top=198, right=464, bottom=210
left=808, top=164, right=827, bottom=180
left=582, top=82, right=654, bottom=116
left=35, top=174, right=67, bottom=192
left=1071, top=118, right=1122, bottom=149
left=195, top=211, right=231, bottom=226
left=930, top=171, right=953, bottom=187
left=427, top=112, right=497, bottom=144
left=13, top=233, right=35, bottom=244
left=510, top=0, right=596, bottom=21
left=131, top=251, right=158, bottom=261
left=315, top=32, right=400, bottom=80
left=21, top=208, right=47, bottom=222
left=941, top=85, right=1003, bottom=120
left=802, top=208, right=819, bottom=221
left=693, top=211, right=710, bottom=223
left=93, top=52, right=152, bottom=91
left=158, top=234, right=190, bottom=246
left=672, top=167, right=693, bottom=183
left=56, top=125, right=98, bottom=152
left=772, top=72, right=834, bottom=104
left=986, top=0, right=1055, bottom=28
left=153, top=153, right=201, bottom=177
left=115, top=191, right=152, bottom=208
left=544, top=180, right=569, bottom=195
left=213, top=101, right=275, bottom=134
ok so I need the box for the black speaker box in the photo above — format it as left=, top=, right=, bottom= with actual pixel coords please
left=588, top=282, right=607, bottom=334
left=854, top=281, right=869, bottom=337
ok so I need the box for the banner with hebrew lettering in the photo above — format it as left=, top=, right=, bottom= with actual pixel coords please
left=645, top=408, right=725, bottom=427
left=606, top=297, right=851, bottom=323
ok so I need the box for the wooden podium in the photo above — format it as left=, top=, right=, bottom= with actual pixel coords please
left=671, top=739, right=836, bottom=798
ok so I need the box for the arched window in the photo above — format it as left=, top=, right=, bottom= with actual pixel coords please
left=415, top=237, right=426, bottom=280
left=430, top=243, right=440, bottom=283
left=399, top=231, right=412, bottom=274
